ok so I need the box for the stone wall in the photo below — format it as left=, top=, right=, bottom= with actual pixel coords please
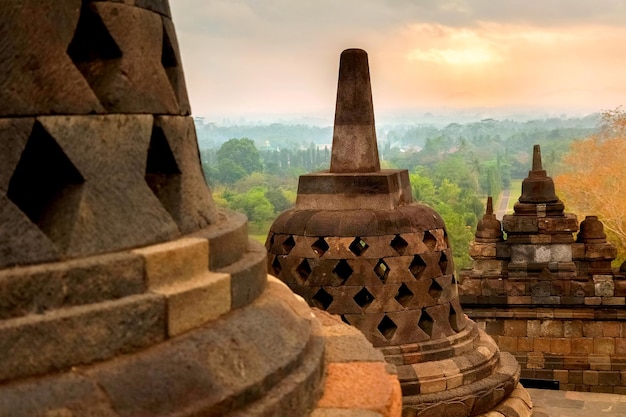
left=466, top=307, right=626, bottom=394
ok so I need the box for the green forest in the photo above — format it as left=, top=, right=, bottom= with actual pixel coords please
left=197, top=114, right=599, bottom=272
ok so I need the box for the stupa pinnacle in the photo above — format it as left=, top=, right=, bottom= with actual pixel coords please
left=330, top=48, right=380, bottom=173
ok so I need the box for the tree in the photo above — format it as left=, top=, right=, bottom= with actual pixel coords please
left=229, top=186, right=275, bottom=224
left=215, top=138, right=263, bottom=184
left=265, top=188, right=292, bottom=213
left=410, top=171, right=436, bottom=205
left=555, top=107, right=626, bottom=265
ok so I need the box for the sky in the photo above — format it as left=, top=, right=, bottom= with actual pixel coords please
left=170, top=0, right=626, bottom=123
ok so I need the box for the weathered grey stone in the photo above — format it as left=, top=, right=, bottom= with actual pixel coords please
left=78, top=2, right=180, bottom=114
left=85, top=281, right=322, bottom=417
left=161, top=17, right=191, bottom=113
left=0, top=293, right=166, bottom=382
left=534, top=245, right=551, bottom=262
left=0, top=118, right=33, bottom=188
left=189, top=209, right=248, bottom=270
left=220, top=240, right=267, bottom=309
left=37, top=115, right=179, bottom=258
left=0, top=373, right=117, bottom=417
left=148, top=116, right=216, bottom=232
left=550, top=245, right=572, bottom=262
left=510, top=245, right=535, bottom=263
left=0, top=251, right=145, bottom=319
left=593, top=275, right=615, bottom=297
left=0, top=0, right=105, bottom=116
left=0, top=196, right=61, bottom=267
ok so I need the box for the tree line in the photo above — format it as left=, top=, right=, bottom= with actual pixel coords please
left=199, top=111, right=626, bottom=271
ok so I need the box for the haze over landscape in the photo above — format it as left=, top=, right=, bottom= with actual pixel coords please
left=170, top=0, right=626, bottom=123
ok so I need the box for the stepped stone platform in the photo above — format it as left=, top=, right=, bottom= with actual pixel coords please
left=267, top=48, right=537, bottom=417
left=460, top=146, right=626, bottom=394
left=0, top=2, right=400, bottom=415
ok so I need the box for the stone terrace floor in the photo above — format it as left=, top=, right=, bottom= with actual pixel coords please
left=529, top=388, right=626, bottom=416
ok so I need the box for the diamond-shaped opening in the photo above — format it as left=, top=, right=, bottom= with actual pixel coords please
left=390, top=234, right=408, bottom=255
left=428, top=279, right=444, bottom=301
left=353, top=287, right=374, bottom=309
left=374, top=259, right=390, bottom=283
left=7, top=122, right=84, bottom=250
left=377, top=315, right=397, bottom=341
left=341, top=315, right=351, bottom=325
left=271, top=256, right=282, bottom=277
left=423, top=230, right=437, bottom=251
left=282, top=235, right=296, bottom=254
left=311, top=237, right=329, bottom=257
left=395, top=283, right=414, bottom=308
left=409, top=255, right=426, bottom=279
left=332, top=259, right=353, bottom=284
left=439, top=252, right=449, bottom=275
left=449, top=304, right=462, bottom=333
left=67, top=3, right=122, bottom=106
left=296, top=259, right=312, bottom=282
left=349, top=237, right=369, bottom=256
left=145, top=124, right=182, bottom=221
left=161, top=23, right=182, bottom=102
left=282, top=235, right=296, bottom=255
left=312, top=287, right=333, bottom=310
left=418, top=311, right=434, bottom=337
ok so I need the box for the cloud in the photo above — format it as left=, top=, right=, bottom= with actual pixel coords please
left=169, top=0, right=626, bottom=119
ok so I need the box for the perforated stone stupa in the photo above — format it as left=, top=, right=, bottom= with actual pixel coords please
left=0, top=3, right=401, bottom=416
left=267, top=48, right=535, bottom=417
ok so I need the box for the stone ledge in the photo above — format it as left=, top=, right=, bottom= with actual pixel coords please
left=132, top=237, right=209, bottom=288
left=190, top=209, right=248, bottom=270
left=0, top=293, right=166, bottom=383
left=402, top=352, right=521, bottom=417
left=382, top=321, right=479, bottom=365
left=398, top=328, right=502, bottom=396
left=0, top=251, right=145, bottom=320
left=0, top=277, right=327, bottom=417
left=218, top=239, right=268, bottom=310
left=153, top=271, right=231, bottom=337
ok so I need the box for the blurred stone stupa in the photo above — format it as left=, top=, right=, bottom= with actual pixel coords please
left=0, top=3, right=401, bottom=416
left=267, top=48, right=536, bottom=417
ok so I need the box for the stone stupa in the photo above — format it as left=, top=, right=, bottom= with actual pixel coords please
left=460, top=145, right=626, bottom=394
left=267, top=48, right=535, bottom=417
left=0, top=3, right=401, bottom=416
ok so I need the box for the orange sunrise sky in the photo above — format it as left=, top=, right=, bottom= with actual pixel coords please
left=170, top=0, right=626, bottom=122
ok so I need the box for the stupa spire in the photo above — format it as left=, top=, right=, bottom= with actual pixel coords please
left=329, top=48, right=380, bottom=173
left=532, top=144, right=543, bottom=171
left=486, top=196, right=494, bottom=216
